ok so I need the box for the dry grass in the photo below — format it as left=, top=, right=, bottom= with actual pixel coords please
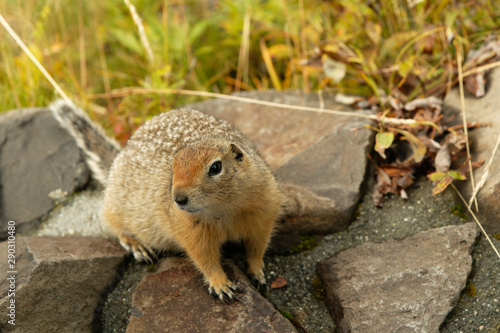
left=0, top=1, right=498, bottom=137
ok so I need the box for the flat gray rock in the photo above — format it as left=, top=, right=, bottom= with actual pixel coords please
left=188, top=91, right=373, bottom=250
left=127, top=257, right=297, bottom=333
left=0, top=108, right=90, bottom=238
left=444, top=67, right=500, bottom=234
left=0, top=236, right=126, bottom=332
left=318, top=223, right=479, bottom=333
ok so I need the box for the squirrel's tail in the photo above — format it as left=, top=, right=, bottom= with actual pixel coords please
left=50, top=100, right=121, bottom=186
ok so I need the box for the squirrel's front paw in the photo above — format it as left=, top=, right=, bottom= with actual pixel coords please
left=208, top=281, right=241, bottom=303
left=118, top=235, right=157, bottom=264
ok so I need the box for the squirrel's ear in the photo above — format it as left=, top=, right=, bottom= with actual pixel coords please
left=230, top=143, right=244, bottom=162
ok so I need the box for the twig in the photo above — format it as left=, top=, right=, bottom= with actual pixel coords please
left=455, top=41, right=478, bottom=211
left=123, top=0, right=154, bottom=65
left=468, top=133, right=500, bottom=207
left=0, top=13, right=72, bottom=104
left=451, top=184, right=500, bottom=261
left=89, top=86, right=428, bottom=126
left=462, top=60, right=500, bottom=78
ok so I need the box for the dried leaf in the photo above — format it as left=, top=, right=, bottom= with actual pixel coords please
left=380, top=165, right=410, bottom=177
left=366, top=21, right=381, bottom=45
left=270, top=276, right=287, bottom=290
left=462, top=37, right=500, bottom=97
left=334, top=93, right=364, bottom=106
left=432, top=159, right=482, bottom=195
left=465, top=72, right=486, bottom=98
left=435, top=144, right=451, bottom=172
left=432, top=174, right=454, bottom=195
left=443, top=132, right=467, bottom=157
left=375, top=132, right=394, bottom=159
left=396, top=129, right=427, bottom=163
left=323, top=57, right=347, bottom=83
left=395, top=172, right=414, bottom=189
left=404, top=96, right=443, bottom=111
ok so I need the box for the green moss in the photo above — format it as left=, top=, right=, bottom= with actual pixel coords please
left=353, top=203, right=362, bottom=220
left=289, top=235, right=319, bottom=254
left=493, top=233, right=500, bottom=241
left=279, top=310, right=294, bottom=321
left=465, top=283, right=476, bottom=297
left=278, top=310, right=295, bottom=324
left=312, top=276, right=326, bottom=300
left=147, top=263, right=156, bottom=271
left=451, top=203, right=468, bottom=220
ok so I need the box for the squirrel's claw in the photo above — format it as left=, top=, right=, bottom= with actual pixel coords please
left=208, top=282, right=241, bottom=303
left=249, top=273, right=268, bottom=292
left=133, top=245, right=157, bottom=265
left=119, top=237, right=157, bottom=264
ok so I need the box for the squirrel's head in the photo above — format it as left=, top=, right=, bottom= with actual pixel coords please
left=171, top=142, right=249, bottom=217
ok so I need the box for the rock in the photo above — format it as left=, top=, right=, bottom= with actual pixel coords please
left=30, top=189, right=110, bottom=238
left=0, top=236, right=126, bottom=332
left=318, top=223, right=479, bottom=333
left=188, top=91, right=373, bottom=251
left=444, top=67, right=500, bottom=234
left=0, top=108, right=90, bottom=238
left=127, top=257, right=298, bottom=333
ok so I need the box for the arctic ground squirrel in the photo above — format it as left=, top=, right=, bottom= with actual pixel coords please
left=98, top=108, right=282, bottom=302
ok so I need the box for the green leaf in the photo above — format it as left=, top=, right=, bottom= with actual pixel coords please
left=380, top=31, right=418, bottom=59
left=188, top=19, right=213, bottom=44
left=448, top=170, right=467, bottom=180
left=109, top=28, right=143, bottom=56
left=398, top=55, right=415, bottom=78
left=428, top=171, right=447, bottom=182
left=375, top=132, right=394, bottom=159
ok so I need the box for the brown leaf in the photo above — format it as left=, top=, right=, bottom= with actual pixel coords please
left=462, top=37, right=500, bottom=97
left=446, top=132, right=467, bottom=155
left=435, top=144, right=451, bottom=173
left=395, top=172, right=414, bottom=189
left=372, top=178, right=387, bottom=207
left=380, top=165, right=411, bottom=178
left=270, top=276, right=287, bottom=290
left=465, top=73, right=486, bottom=98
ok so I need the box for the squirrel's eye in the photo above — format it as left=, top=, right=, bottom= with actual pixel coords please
left=208, top=161, right=222, bottom=176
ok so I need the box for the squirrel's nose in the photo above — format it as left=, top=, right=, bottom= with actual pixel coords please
left=173, top=194, right=189, bottom=206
